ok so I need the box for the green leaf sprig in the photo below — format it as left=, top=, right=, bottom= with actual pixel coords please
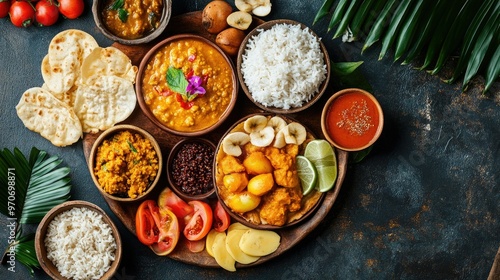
left=109, top=0, right=128, bottom=23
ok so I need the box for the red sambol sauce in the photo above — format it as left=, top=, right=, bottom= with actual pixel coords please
left=325, top=91, right=381, bottom=150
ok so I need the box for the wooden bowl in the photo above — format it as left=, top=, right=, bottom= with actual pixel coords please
left=88, top=124, right=163, bottom=202
left=214, top=113, right=325, bottom=230
left=135, top=34, right=238, bottom=137
left=167, top=138, right=216, bottom=201
left=321, top=88, right=384, bottom=151
left=35, top=200, right=122, bottom=280
left=92, top=0, right=172, bottom=45
left=237, top=19, right=331, bottom=114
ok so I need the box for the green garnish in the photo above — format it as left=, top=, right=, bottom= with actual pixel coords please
left=166, top=66, right=189, bottom=94
left=127, top=140, right=137, bottom=153
left=109, top=0, right=124, bottom=10
left=118, top=9, right=129, bottom=23
left=148, top=12, right=158, bottom=28
left=109, top=0, right=128, bottom=23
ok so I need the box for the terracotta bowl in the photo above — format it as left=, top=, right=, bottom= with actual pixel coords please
left=92, top=0, right=172, bottom=45
left=135, top=34, right=238, bottom=137
left=321, top=88, right=384, bottom=152
left=237, top=19, right=331, bottom=114
left=167, top=138, right=216, bottom=201
left=35, top=200, right=122, bottom=280
left=88, top=124, right=163, bottom=202
left=213, top=113, right=325, bottom=230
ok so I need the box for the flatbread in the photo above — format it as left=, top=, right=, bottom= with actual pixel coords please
left=16, top=87, right=83, bottom=147
left=73, top=76, right=136, bottom=133
left=80, top=47, right=138, bottom=84
left=42, top=30, right=98, bottom=95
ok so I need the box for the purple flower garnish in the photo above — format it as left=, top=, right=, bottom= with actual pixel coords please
left=186, top=75, right=206, bottom=96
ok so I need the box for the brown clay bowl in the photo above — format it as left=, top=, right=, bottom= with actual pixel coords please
left=88, top=124, right=163, bottom=202
left=237, top=19, right=331, bottom=114
left=321, top=88, right=384, bottom=152
left=92, top=0, right=172, bottom=45
left=167, top=138, right=216, bottom=201
left=35, top=200, right=122, bottom=280
left=135, top=34, right=238, bottom=137
left=214, top=113, right=325, bottom=230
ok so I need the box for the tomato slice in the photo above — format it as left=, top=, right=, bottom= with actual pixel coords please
left=185, top=239, right=206, bottom=253
left=150, top=207, right=180, bottom=256
left=135, top=200, right=160, bottom=246
left=158, top=187, right=194, bottom=220
left=213, top=201, right=231, bottom=232
left=183, top=201, right=213, bottom=241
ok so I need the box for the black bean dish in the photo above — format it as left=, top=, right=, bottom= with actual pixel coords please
left=171, top=141, right=215, bottom=196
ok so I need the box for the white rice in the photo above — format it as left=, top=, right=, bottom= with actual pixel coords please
left=44, top=207, right=117, bottom=280
left=241, top=23, right=328, bottom=109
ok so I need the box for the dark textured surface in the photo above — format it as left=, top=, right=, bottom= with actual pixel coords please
left=0, top=0, right=499, bottom=279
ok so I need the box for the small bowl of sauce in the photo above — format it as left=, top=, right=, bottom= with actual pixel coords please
left=321, top=88, right=384, bottom=151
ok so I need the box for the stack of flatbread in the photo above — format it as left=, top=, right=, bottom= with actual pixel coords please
left=16, top=29, right=138, bottom=147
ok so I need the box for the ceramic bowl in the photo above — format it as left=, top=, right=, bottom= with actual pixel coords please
left=213, top=113, right=325, bottom=230
left=35, top=200, right=122, bottom=280
left=88, top=124, right=163, bottom=202
left=167, top=138, right=216, bottom=201
left=92, top=0, right=172, bottom=45
left=135, top=34, right=238, bottom=137
left=237, top=19, right=331, bottom=114
left=321, top=88, right=384, bottom=151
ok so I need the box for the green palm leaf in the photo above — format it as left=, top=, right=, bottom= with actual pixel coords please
left=0, top=147, right=72, bottom=274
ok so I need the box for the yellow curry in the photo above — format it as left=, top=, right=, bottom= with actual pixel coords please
left=102, top=0, right=163, bottom=39
left=141, top=37, right=234, bottom=132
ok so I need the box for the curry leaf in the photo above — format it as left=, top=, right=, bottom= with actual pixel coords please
left=118, top=8, right=129, bottom=23
left=166, top=66, right=188, bottom=94
left=109, top=0, right=124, bottom=10
left=127, top=140, right=138, bottom=153
left=332, top=61, right=364, bottom=76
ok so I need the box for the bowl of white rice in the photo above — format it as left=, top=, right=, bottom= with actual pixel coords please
left=237, top=19, right=330, bottom=114
left=35, top=200, right=122, bottom=280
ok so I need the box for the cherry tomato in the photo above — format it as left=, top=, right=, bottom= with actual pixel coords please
left=135, top=200, right=160, bottom=246
left=35, top=0, right=59, bottom=26
left=9, top=0, right=35, bottom=27
left=213, top=201, right=231, bottom=232
left=183, top=201, right=213, bottom=241
left=150, top=207, right=180, bottom=256
left=0, top=0, right=11, bottom=18
left=157, top=187, right=194, bottom=222
left=58, top=0, right=84, bottom=19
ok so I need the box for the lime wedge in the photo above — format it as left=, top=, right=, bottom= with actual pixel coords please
left=296, top=155, right=317, bottom=195
left=304, top=140, right=337, bottom=192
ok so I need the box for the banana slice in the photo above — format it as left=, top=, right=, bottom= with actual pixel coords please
left=267, top=116, right=287, bottom=133
left=243, top=115, right=268, bottom=133
left=252, top=0, right=272, bottom=17
left=235, top=0, right=256, bottom=13
left=273, top=128, right=286, bottom=148
left=283, top=122, right=307, bottom=145
left=227, top=11, right=253, bottom=30
left=250, top=126, right=275, bottom=147
left=222, top=132, right=251, bottom=156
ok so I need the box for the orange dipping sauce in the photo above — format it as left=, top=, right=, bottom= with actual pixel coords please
left=325, top=91, right=381, bottom=150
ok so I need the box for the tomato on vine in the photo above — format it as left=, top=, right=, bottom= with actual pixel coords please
left=35, top=0, right=59, bottom=26
left=9, top=0, right=35, bottom=27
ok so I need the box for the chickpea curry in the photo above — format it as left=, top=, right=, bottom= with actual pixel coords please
left=141, top=37, right=234, bottom=132
left=102, top=0, right=163, bottom=39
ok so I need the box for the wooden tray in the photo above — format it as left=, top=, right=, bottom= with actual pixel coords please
left=82, top=11, right=348, bottom=268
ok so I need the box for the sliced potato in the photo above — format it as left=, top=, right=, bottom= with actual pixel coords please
left=212, top=232, right=236, bottom=272
left=239, top=229, right=280, bottom=257
left=205, top=229, right=220, bottom=257
left=226, top=229, right=260, bottom=264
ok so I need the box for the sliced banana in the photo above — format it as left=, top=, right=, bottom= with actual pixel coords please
left=235, top=0, right=256, bottom=13
left=243, top=115, right=268, bottom=133
left=283, top=122, right=307, bottom=145
left=252, top=0, right=272, bottom=17
left=273, top=128, right=286, bottom=148
left=267, top=116, right=287, bottom=133
left=222, top=132, right=251, bottom=156
left=250, top=126, right=275, bottom=147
